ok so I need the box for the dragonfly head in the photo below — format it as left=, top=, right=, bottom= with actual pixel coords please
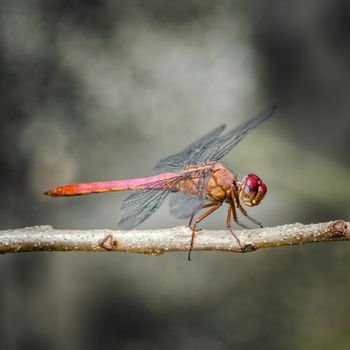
left=238, top=174, right=267, bottom=207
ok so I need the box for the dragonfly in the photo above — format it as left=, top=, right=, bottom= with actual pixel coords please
left=45, top=106, right=276, bottom=260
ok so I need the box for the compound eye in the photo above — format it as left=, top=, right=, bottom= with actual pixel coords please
left=239, top=174, right=267, bottom=206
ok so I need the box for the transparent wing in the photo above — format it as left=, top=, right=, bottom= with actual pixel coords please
left=153, top=124, right=226, bottom=174
left=169, top=168, right=211, bottom=219
left=119, top=169, right=210, bottom=228
left=169, top=192, right=207, bottom=219
left=191, top=106, right=276, bottom=164
left=119, top=189, right=170, bottom=229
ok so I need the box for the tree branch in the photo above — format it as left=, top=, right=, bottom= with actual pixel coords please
left=0, top=220, right=349, bottom=255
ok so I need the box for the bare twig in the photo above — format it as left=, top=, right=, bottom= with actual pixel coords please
left=0, top=221, right=349, bottom=255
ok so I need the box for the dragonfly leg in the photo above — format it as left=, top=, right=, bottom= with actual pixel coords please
left=230, top=202, right=249, bottom=229
left=188, top=202, right=219, bottom=229
left=231, top=186, right=262, bottom=228
left=227, top=204, right=244, bottom=250
left=238, top=204, right=263, bottom=228
left=188, top=202, right=221, bottom=261
left=230, top=183, right=240, bottom=206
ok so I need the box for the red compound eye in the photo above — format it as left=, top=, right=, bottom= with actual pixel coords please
left=239, top=174, right=267, bottom=207
left=245, top=174, right=259, bottom=187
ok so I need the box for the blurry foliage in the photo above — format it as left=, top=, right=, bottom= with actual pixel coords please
left=0, top=1, right=349, bottom=349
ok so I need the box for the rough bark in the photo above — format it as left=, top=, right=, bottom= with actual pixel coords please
left=0, top=220, right=348, bottom=256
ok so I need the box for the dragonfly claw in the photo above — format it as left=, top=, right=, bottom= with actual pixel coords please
left=240, top=243, right=257, bottom=252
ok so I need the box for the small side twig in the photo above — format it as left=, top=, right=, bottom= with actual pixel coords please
left=0, top=220, right=349, bottom=256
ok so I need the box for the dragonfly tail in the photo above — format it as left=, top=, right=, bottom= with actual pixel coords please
left=44, top=181, right=119, bottom=197
left=44, top=174, right=178, bottom=197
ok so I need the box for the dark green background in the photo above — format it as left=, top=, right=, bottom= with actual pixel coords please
left=1, top=1, right=349, bottom=349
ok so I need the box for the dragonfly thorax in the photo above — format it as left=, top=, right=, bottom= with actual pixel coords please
left=203, top=163, right=236, bottom=202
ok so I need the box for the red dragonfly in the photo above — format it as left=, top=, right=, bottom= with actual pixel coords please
left=45, top=106, right=276, bottom=259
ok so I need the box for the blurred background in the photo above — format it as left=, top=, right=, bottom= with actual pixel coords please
left=1, top=1, right=350, bottom=349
